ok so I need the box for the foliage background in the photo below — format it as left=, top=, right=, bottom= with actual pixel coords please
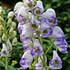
left=0, top=0, right=70, bottom=70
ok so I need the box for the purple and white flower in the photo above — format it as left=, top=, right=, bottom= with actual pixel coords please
left=14, top=2, right=24, bottom=16
left=32, top=1, right=44, bottom=16
left=49, top=50, right=62, bottom=69
left=20, top=50, right=33, bottom=69
left=31, top=39, right=43, bottom=57
left=0, top=44, right=8, bottom=57
left=35, top=62, right=44, bottom=70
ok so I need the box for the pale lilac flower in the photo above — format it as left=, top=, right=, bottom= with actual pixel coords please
left=0, top=44, right=8, bottom=57
left=31, top=39, right=43, bottom=57
left=20, top=50, right=33, bottom=69
left=49, top=50, right=62, bottom=69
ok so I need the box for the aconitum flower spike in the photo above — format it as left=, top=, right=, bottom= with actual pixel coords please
left=31, top=39, right=43, bottom=57
left=0, top=44, right=8, bottom=57
left=20, top=50, right=33, bottom=69
left=49, top=50, right=62, bottom=69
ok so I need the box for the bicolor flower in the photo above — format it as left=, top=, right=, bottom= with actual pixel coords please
left=0, top=44, right=8, bottom=57
left=31, top=39, right=43, bottom=57
left=49, top=50, right=62, bottom=69
left=14, top=2, right=24, bottom=16
left=46, top=8, right=56, bottom=19
left=17, top=6, right=29, bottom=24
left=48, top=16, right=57, bottom=27
left=18, top=23, right=24, bottom=34
left=35, top=62, right=44, bottom=70
left=20, top=50, right=33, bottom=69
left=52, top=26, right=65, bottom=40
left=54, top=39, right=67, bottom=53
left=22, top=37, right=33, bottom=50
left=40, top=27, right=52, bottom=38
left=24, top=0, right=34, bottom=11
left=21, top=23, right=33, bottom=38
left=32, top=1, right=44, bottom=16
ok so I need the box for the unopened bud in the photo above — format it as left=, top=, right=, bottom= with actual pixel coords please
left=7, top=19, right=12, bottom=26
left=13, top=31, right=17, bottom=36
left=12, top=37, right=17, bottom=46
left=0, top=7, right=5, bottom=15
left=2, top=34, right=7, bottom=41
left=9, top=27, right=14, bottom=35
left=8, top=11, right=14, bottom=19
left=12, top=22, right=16, bottom=29
left=0, top=16, right=4, bottom=23
left=0, top=25, right=4, bottom=32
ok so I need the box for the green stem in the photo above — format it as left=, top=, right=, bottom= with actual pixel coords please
left=45, top=41, right=54, bottom=55
left=6, top=56, right=8, bottom=70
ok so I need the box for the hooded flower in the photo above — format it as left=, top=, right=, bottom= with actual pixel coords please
left=14, top=2, right=24, bottom=16
left=46, top=8, right=56, bottom=19
left=20, top=50, right=33, bottom=69
left=49, top=50, right=62, bottom=69
left=0, top=44, right=8, bottom=57
left=35, top=62, right=44, bottom=70
left=31, top=39, right=43, bottom=57
left=24, top=0, right=34, bottom=11
left=32, top=1, right=44, bottom=16
left=21, top=23, right=33, bottom=38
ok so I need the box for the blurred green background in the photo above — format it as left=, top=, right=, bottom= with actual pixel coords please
left=0, top=0, right=70, bottom=70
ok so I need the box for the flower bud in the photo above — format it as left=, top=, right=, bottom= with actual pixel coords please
left=0, top=7, right=5, bottom=15
left=8, top=11, right=14, bottom=19
left=7, top=19, right=12, bottom=26
left=0, top=16, right=4, bottom=23
left=13, top=31, right=17, bottom=36
left=12, top=22, right=16, bottom=29
left=0, top=25, right=4, bottom=32
left=2, top=33, right=7, bottom=41
left=9, top=27, right=14, bottom=35
left=12, top=37, right=17, bottom=46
